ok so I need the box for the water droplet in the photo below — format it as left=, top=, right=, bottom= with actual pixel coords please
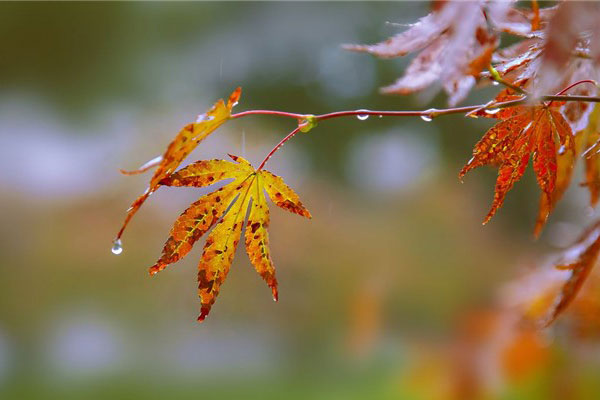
left=558, top=144, right=566, bottom=155
left=196, top=114, right=215, bottom=123
left=485, top=108, right=500, bottom=115
left=492, top=81, right=500, bottom=86
left=356, top=110, right=370, bottom=120
left=378, top=115, right=383, bottom=118
left=111, top=239, right=123, bottom=255
left=420, top=115, right=432, bottom=122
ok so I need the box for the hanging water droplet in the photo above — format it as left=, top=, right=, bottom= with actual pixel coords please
left=378, top=115, right=383, bottom=118
left=492, top=81, right=500, bottom=86
left=558, top=144, right=566, bottom=155
left=485, top=108, right=501, bottom=115
left=111, top=239, right=123, bottom=255
left=356, top=110, right=370, bottom=120
left=420, top=115, right=433, bottom=122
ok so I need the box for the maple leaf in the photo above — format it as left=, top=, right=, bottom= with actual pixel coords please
left=535, top=2, right=600, bottom=96
left=344, top=1, right=497, bottom=105
left=506, top=221, right=600, bottom=327
left=541, top=221, right=600, bottom=327
left=151, top=154, right=311, bottom=321
left=486, top=1, right=554, bottom=38
left=560, top=60, right=599, bottom=132
left=460, top=99, right=575, bottom=232
left=582, top=104, right=600, bottom=206
left=496, top=221, right=600, bottom=330
left=114, top=87, right=242, bottom=243
left=490, top=2, right=600, bottom=96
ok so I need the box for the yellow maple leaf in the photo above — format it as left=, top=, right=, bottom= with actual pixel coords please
left=114, top=87, right=242, bottom=244
left=152, top=154, right=311, bottom=321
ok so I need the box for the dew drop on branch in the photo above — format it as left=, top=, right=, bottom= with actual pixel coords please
left=356, top=110, right=370, bottom=120
left=492, top=81, right=500, bottom=86
left=420, top=115, right=433, bottom=122
left=111, top=239, right=123, bottom=255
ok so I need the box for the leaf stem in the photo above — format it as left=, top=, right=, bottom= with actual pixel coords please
left=257, top=126, right=302, bottom=170
left=554, top=80, right=598, bottom=96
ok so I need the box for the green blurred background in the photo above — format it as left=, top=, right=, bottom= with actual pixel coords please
left=1, top=2, right=599, bottom=399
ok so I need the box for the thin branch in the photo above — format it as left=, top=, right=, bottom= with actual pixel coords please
left=231, top=109, right=305, bottom=120
left=488, top=65, right=529, bottom=95
left=237, top=93, right=600, bottom=168
left=314, top=99, right=527, bottom=122
left=543, top=95, right=600, bottom=103
left=233, top=95, right=600, bottom=126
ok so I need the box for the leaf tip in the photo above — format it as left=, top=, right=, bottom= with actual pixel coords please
left=149, top=265, right=162, bottom=276
left=197, top=307, right=210, bottom=323
left=482, top=213, right=494, bottom=225
left=228, top=87, right=242, bottom=108
left=341, top=43, right=361, bottom=52
left=458, top=158, right=475, bottom=181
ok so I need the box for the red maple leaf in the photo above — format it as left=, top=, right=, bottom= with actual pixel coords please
left=460, top=98, right=575, bottom=234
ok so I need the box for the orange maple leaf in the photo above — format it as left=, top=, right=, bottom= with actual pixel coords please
left=114, top=88, right=242, bottom=244
left=543, top=221, right=600, bottom=326
left=151, top=155, right=310, bottom=321
left=460, top=99, right=575, bottom=233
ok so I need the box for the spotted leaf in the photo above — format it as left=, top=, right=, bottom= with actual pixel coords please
left=197, top=178, right=253, bottom=321
left=261, top=170, right=312, bottom=218
left=148, top=154, right=310, bottom=322
left=245, top=173, right=278, bottom=302
left=115, top=87, right=242, bottom=242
